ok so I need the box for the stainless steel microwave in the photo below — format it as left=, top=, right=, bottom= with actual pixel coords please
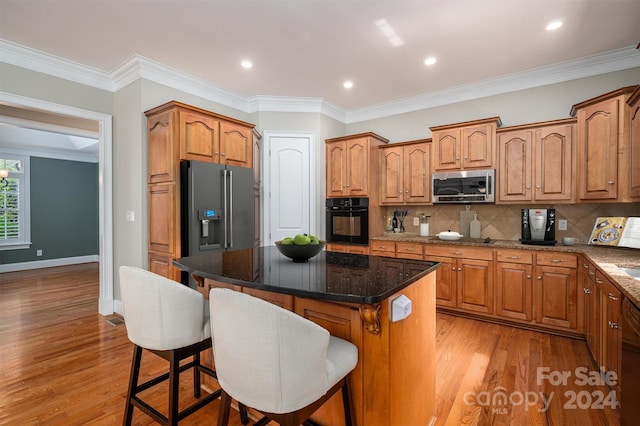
left=432, top=169, right=495, bottom=203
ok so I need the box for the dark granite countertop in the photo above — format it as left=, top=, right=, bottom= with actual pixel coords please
left=173, top=246, right=439, bottom=305
left=371, top=234, right=640, bottom=306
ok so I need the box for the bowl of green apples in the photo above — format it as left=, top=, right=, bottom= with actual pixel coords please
left=275, top=234, right=326, bottom=262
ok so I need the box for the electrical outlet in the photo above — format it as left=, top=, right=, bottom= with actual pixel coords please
left=413, top=217, right=420, bottom=226
left=558, top=219, right=567, bottom=231
left=36, top=249, right=42, bottom=256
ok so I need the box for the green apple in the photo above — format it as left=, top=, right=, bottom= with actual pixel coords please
left=309, top=236, right=320, bottom=245
left=293, top=234, right=311, bottom=245
left=280, top=237, right=294, bottom=245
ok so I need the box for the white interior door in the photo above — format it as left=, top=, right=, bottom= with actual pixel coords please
left=263, top=132, right=315, bottom=245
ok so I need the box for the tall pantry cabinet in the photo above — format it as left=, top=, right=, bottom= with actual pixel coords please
left=145, top=101, right=255, bottom=281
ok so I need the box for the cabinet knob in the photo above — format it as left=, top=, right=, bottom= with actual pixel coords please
left=215, top=151, right=220, bottom=154
left=549, top=259, right=564, bottom=263
left=527, top=275, right=532, bottom=279
left=607, top=293, right=618, bottom=301
left=608, top=181, right=615, bottom=185
left=536, top=185, right=541, bottom=189
left=451, top=251, right=463, bottom=255
left=405, top=190, right=409, bottom=193
left=221, top=152, right=226, bottom=156
left=608, top=321, right=619, bottom=329
left=583, top=288, right=591, bottom=294
left=506, top=256, right=521, bottom=260
left=595, top=278, right=603, bottom=284
left=526, top=186, right=531, bottom=189
left=537, top=276, right=542, bottom=280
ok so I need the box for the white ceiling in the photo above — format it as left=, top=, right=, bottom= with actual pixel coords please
left=1, top=0, right=639, bottom=112
left=0, top=0, right=639, bottom=159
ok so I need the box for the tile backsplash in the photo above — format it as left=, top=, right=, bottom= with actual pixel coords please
left=384, top=203, right=640, bottom=243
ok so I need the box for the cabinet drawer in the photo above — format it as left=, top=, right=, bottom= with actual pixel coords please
left=369, top=240, right=396, bottom=254
left=536, top=252, right=577, bottom=268
left=496, top=249, right=533, bottom=264
left=395, top=242, right=424, bottom=260
left=424, top=244, right=493, bottom=261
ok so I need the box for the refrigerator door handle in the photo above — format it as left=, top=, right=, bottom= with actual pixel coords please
left=228, top=169, right=233, bottom=248
left=223, top=169, right=229, bottom=249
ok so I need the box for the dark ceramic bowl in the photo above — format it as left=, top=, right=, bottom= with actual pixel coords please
left=275, top=241, right=326, bottom=262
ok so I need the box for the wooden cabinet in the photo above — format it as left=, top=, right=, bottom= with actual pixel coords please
left=627, top=86, right=640, bottom=199
left=326, top=133, right=388, bottom=198
left=534, top=252, right=578, bottom=330
left=598, top=272, right=622, bottom=384
left=581, top=259, right=601, bottom=363
left=326, top=243, right=369, bottom=255
left=424, top=245, right=493, bottom=314
left=430, top=117, right=502, bottom=171
left=571, top=86, right=638, bottom=202
left=395, top=241, right=423, bottom=260
left=495, top=249, right=534, bottom=321
left=369, top=240, right=396, bottom=258
left=497, top=119, right=575, bottom=203
left=145, top=101, right=255, bottom=280
left=379, top=141, right=430, bottom=204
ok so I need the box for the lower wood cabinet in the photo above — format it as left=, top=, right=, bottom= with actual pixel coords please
left=424, top=245, right=493, bottom=314
left=598, top=272, right=622, bottom=388
left=326, top=243, right=369, bottom=255
left=581, top=260, right=601, bottom=362
left=495, top=261, right=533, bottom=321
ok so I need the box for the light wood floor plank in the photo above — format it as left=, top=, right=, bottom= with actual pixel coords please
left=0, top=263, right=620, bottom=425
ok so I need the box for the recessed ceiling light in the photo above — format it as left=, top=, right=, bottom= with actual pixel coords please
left=424, top=56, right=437, bottom=66
left=546, top=20, right=563, bottom=31
left=240, top=60, right=253, bottom=69
left=343, top=81, right=354, bottom=89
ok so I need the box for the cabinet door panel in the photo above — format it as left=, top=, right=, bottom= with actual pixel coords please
left=434, top=130, right=460, bottom=170
left=220, top=120, right=252, bottom=168
left=495, top=262, right=532, bottom=321
left=347, top=139, right=368, bottom=196
left=535, top=124, right=573, bottom=201
left=326, top=142, right=346, bottom=197
left=498, top=130, right=532, bottom=202
left=462, top=125, right=493, bottom=169
left=404, top=144, right=430, bottom=203
left=425, top=255, right=456, bottom=308
left=148, top=183, right=176, bottom=255
left=179, top=110, right=219, bottom=162
left=457, top=259, right=493, bottom=314
left=577, top=100, right=619, bottom=200
left=534, top=266, right=578, bottom=329
left=147, top=110, right=176, bottom=184
left=380, top=146, right=403, bottom=204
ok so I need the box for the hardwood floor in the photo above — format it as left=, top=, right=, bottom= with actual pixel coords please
left=0, top=263, right=619, bottom=425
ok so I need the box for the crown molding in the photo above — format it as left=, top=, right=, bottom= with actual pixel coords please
left=2, top=39, right=638, bottom=124
left=247, top=95, right=346, bottom=122
left=0, top=39, right=114, bottom=91
left=111, top=54, right=249, bottom=112
left=345, top=46, right=640, bottom=124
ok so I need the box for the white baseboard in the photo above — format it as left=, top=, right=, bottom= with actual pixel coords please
left=0, top=255, right=99, bottom=273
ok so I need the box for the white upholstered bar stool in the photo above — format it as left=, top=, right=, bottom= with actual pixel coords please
left=119, top=266, right=221, bottom=426
left=209, top=288, right=359, bottom=426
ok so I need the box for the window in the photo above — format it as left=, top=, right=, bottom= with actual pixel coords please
left=0, top=154, right=30, bottom=250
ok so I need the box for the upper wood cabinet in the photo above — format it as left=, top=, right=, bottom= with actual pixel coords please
left=571, top=86, right=638, bottom=202
left=325, top=133, right=388, bottom=198
left=627, top=86, right=640, bottom=200
left=379, top=140, right=430, bottom=205
left=430, top=117, right=502, bottom=171
left=497, top=118, right=576, bottom=203
left=144, top=101, right=255, bottom=280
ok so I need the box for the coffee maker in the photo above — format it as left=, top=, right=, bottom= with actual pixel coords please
left=521, top=208, right=556, bottom=245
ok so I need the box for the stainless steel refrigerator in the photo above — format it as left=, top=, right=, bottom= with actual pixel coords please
left=180, top=160, right=254, bottom=286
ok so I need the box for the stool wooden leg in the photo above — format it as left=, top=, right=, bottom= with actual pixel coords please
left=342, top=379, right=353, bottom=426
left=168, top=351, right=180, bottom=426
left=217, top=390, right=232, bottom=426
left=123, top=345, right=143, bottom=426
left=193, top=352, right=201, bottom=398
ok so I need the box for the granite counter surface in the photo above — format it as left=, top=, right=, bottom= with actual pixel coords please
left=371, top=234, right=640, bottom=306
left=174, top=246, right=439, bottom=305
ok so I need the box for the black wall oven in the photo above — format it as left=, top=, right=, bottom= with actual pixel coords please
left=326, top=197, right=369, bottom=245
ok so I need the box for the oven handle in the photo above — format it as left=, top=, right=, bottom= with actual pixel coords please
left=327, top=207, right=369, bottom=212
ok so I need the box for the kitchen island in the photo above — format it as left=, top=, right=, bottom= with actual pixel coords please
left=174, top=246, right=439, bottom=426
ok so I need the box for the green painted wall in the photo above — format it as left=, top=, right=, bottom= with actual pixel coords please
left=0, top=157, right=98, bottom=264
